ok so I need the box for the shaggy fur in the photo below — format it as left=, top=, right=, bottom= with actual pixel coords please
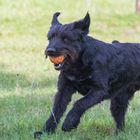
left=34, top=12, right=140, bottom=138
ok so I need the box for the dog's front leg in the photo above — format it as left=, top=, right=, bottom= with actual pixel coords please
left=43, top=88, right=75, bottom=133
left=62, top=89, right=107, bottom=131
left=34, top=75, right=75, bottom=138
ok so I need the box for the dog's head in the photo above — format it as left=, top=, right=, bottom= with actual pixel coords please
left=45, top=12, right=90, bottom=70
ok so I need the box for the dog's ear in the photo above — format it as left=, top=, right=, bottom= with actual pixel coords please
left=51, top=12, right=61, bottom=26
left=73, top=12, right=90, bottom=35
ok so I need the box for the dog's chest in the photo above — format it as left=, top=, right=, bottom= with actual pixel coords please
left=66, top=74, right=92, bottom=82
left=65, top=72, right=93, bottom=95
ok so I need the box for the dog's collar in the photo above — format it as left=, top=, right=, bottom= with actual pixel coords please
left=65, top=73, right=92, bottom=82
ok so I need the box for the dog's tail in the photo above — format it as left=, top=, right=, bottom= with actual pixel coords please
left=112, top=40, right=120, bottom=44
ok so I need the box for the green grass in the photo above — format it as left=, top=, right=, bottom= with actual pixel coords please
left=0, top=0, right=140, bottom=140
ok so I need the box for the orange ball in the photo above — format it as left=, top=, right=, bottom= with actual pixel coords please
left=49, top=55, right=65, bottom=64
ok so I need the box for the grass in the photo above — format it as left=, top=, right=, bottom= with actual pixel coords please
left=0, top=0, right=140, bottom=140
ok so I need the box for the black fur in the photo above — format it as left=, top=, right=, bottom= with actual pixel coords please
left=34, top=13, right=140, bottom=138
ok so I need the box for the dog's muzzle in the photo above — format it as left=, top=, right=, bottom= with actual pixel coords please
left=45, top=47, right=76, bottom=70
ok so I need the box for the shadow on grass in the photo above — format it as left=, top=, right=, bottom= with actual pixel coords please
left=0, top=64, right=56, bottom=92
left=0, top=71, right=57, bottom=91
left=0, top=71, right=31, bottom=91
left=73, top=120, right=114, bottom=140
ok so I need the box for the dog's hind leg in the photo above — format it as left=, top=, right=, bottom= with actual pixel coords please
left=110, top=91, right=134, bottom=133
left=110, top=96, right=128, bottom=131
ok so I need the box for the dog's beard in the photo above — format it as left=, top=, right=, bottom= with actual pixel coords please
left=61, top=47, right=79, bottom=64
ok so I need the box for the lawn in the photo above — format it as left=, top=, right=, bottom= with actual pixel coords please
left=0, top=0, right=140, bottom=140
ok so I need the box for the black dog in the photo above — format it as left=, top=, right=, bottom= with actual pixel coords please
left=34, top=12, right=140, bottom=138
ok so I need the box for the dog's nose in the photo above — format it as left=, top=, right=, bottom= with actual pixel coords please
left=46, top=48, right=56, bottom=55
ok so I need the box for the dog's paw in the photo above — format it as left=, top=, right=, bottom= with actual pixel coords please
left=62, top=116, right=79, bottom=132
left=43, top=122, right=56, bottom=134
left=34, top=131, right=43, bottom=139
left=115, top=127, right=125, bottom=135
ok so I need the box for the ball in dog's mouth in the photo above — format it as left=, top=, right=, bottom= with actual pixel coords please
left=49, top=55, right=65, bottom=70
left=49, top=55, right=65, bottom=64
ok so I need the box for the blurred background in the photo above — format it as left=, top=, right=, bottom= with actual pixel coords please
left=0, top=0, right=140, bottom=140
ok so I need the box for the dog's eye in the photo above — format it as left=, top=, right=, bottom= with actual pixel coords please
left=47, top=37, right=51, bottom=40
left=63, top=37, right=70, bottom=43
left=48, top=34, right=55, bottom=40
left=76, top=38, right=81, bottom=41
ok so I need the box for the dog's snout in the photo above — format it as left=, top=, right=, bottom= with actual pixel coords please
left=46, top=48, right=56, bottom=55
